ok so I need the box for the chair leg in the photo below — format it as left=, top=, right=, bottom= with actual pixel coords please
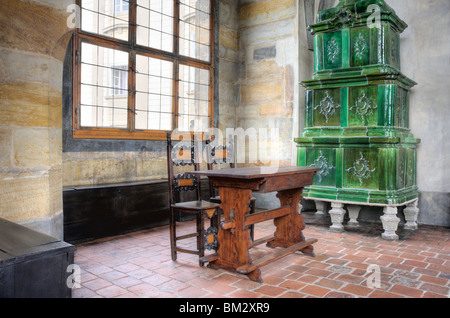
left=169, top=208, right=177, bottom=261
left=197, top=212, right=205, bottom=266
left=249, top=198, right=256, bottom=241
left=210, top=209, right=220, bottom=253
left=210, top=208, right=219, bottom=234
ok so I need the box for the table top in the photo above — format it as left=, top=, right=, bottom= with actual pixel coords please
left=188, top=166, right=319, bottom=180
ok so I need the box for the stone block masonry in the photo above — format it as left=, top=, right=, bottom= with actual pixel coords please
left=236, top=0, right=300, bottom=166
left=0, top=0, right=72, bottom=239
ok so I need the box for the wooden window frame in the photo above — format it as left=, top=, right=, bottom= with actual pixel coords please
left=72, top=0, right=215, bottom=141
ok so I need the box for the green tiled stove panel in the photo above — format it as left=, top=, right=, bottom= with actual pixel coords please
left=309, top=0, right=406, bottom=79
left=303, top=82, right=414, bottom=138
left=314, top=25, right=400, bottom=73
left=296, top=144, right=418, bottom=205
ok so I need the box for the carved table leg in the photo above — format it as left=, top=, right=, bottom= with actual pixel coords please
left=329, top=202, right=345, bottom=232
left=208, top=187, right=254, bottom=274
left=347, top=205, right=361, bottom=227
left=267, top=188, right=314, bottom=256
left=381, top=206, right=400, bottom=240
left=246, top=269, right=262, bottom=283
left=403, top=199, right=419, bottom=230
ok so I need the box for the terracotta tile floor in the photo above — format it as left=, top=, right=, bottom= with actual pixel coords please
left=73, top=214, right=450, bottom=298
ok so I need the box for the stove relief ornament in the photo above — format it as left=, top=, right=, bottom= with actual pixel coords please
left=327, top=37, right=340, bottom=64
left=406, top=156, right=414, bottom=185
left=310, top=151, right=335, bottom=183
left=328, top=6, right=359, bottom=28
left=354, top=33, right=369, bottom=61
left=398, top=155, right=405, bottom=186
left=349, top=91, right=376, bottom=124
left=315, top=90, right=340, bottom=123
left=346, top=152, right=376, bottom=185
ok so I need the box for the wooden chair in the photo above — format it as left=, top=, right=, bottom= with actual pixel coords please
left=167, top=133, right=220, bottom=266
left=206, top=135, right=257, bottom=241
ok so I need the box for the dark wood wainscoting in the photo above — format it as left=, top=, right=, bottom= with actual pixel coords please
left=63, top=179, right=209, bottom=244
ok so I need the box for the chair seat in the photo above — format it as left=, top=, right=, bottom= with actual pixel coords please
left=210, top=195, right=256, bottom=203
left=171, top=200, right=220, bottom=211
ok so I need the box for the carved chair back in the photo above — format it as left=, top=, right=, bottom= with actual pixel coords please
left=166, top=132, right=202, bottom=206
left=205, top=134, right=236, bottom=199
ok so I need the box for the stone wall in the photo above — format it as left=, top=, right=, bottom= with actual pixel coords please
left=236, top=0, right=300, bottom=167
left=388, top=0, right=450, bottom=226
left=233, top=0, right=314, bottom=206
left=217, top=0, right=239, bottom=132
left=0, top=0, right=73, bottom=238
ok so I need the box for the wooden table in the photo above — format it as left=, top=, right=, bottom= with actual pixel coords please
left=189, top=166, right=319, bottom=283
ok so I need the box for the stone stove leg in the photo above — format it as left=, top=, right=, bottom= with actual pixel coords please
left=314, top=200, right=326, bottom=215
left=347, top=205, right=361, bottom=226
left=403, top=199, right=419, bottom=230
left=381, top=206, right=400, bottom=240
left=329, top=202, right=345, bottom=232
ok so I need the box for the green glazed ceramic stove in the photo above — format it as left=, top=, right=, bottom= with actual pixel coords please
left=295, top=0, right=420, bottom=240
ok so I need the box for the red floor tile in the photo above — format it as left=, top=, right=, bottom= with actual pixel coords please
left=72, top=218, right=450, bottom=298
left=299, top=285, right=331, bottom=297
left=254, top=285, right=286, bottom=297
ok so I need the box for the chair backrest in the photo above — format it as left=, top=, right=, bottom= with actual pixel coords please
left=167, top=132, right=202, bottom=205
left=205, top=135, right=235, bottom=198
left=206, top=135, right=235, bottom=169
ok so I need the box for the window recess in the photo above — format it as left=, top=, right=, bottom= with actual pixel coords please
left=73, top=0, right=215, bottom=140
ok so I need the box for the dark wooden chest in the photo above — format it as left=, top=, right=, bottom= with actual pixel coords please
left=0, top=218, right=75, bottom=298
